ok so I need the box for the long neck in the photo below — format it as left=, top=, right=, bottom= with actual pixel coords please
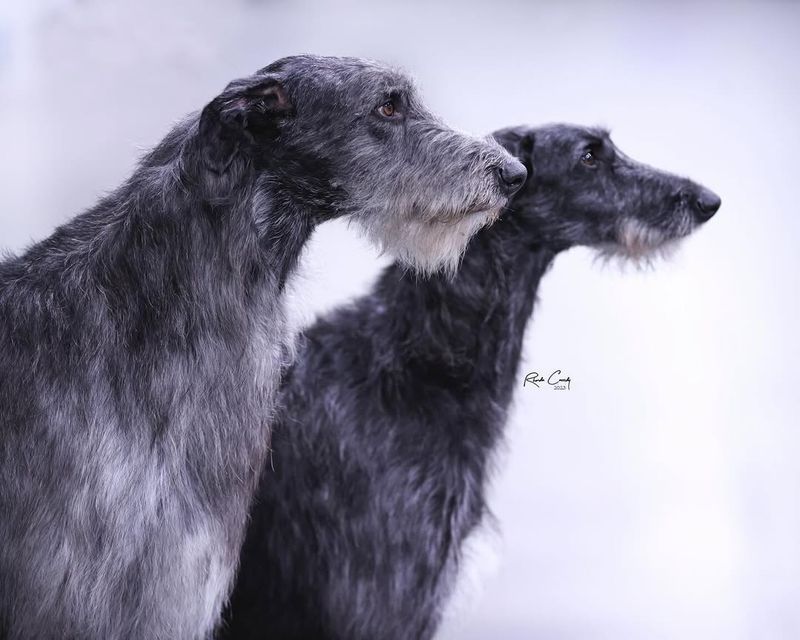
left=5, top=155, right=315, bottom=360
left=373, top=214, right=556, bottom=424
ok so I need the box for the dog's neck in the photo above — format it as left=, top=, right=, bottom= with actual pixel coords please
left=373, top=215, right=557, bottom=448
left=12, top=161, right=317, bottom=358
left=251, top=180, right=317, bottom=292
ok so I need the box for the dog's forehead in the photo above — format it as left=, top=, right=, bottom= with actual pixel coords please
left=328, top=64, right=414, bottom=99
left=539, top=124, right=611, bottom=148
left=266, top=55, right=414, bottom=97
left=569, top=125, right=609, bottom=143
left=588, top=126, right=611, bottom=142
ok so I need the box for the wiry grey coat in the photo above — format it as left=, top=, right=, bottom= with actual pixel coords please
left=0, top=55, right=521, bottom=640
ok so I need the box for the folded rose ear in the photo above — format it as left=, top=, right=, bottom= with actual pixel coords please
left=199, top=75, right=293, bottom=174
left=492, top=126, right=534, bottom=174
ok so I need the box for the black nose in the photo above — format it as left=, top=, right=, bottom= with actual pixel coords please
left=694, top=187, right=721, bottom=221
left=497, top=159, right=527, bottom=196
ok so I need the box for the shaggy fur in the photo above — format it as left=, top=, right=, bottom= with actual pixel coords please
left=0, top=55, right=524, bottom=640
left=220, top=124, right=721, bottom=640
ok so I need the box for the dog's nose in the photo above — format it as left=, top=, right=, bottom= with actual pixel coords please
left=497, top=159, right=527, bottom=196
left=694, top=188, right=721, bottom=221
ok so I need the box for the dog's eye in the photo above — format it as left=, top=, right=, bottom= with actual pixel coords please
left=581, top=149, right=596, bottom=166
left=378, top=100, right=397, bottom=118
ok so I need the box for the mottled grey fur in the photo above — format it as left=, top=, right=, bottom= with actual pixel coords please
left=0, top=55, right=524, bottom=640
left=220, top=124, right=720, bottom=640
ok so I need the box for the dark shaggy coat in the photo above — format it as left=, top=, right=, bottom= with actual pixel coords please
left=220, top=124, right=720, bottom=640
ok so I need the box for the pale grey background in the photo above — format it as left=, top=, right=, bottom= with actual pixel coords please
left=1, top=1, right=798, bottom=638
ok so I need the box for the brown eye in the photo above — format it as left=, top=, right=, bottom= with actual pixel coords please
left=378, top=100, right=396, bottom=118
left=581, top=149, right=596, bottom=166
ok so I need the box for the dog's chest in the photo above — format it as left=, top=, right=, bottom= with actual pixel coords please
left=124, top=302, right=292, bottom=637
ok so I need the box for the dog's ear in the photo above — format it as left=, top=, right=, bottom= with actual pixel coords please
left=493, top=126, right=534, bottom=175
left=199, top=74, right=293, bottom=174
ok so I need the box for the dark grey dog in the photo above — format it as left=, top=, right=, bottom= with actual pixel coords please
left=0, top=55, right=525, bottom=640
left=219, top=124, right=720, bottom=640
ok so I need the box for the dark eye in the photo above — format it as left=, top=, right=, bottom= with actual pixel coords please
left=581, top=149, right=596, bottom=166
left=378, top=100, right=397, bottom=118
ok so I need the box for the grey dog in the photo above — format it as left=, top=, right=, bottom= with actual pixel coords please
left=219, top=124, right=720, bottom=640
left=0, top=55, right=525, bottom=640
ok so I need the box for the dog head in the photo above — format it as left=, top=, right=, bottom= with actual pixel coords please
left=196, top=55, right=526, bottom=274
left=495, top=124, right=720, bottom=261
